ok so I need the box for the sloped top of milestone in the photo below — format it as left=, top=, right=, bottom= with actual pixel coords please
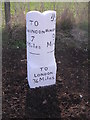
left=26, top=10, right=56, bottom=16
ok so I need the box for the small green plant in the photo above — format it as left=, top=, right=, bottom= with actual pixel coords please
left=11, top=40, right=26, bottom=49
left=2, top=24, right=26, bottom=49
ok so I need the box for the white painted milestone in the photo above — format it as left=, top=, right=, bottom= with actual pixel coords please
left=26, top=10, right=57, bottom=88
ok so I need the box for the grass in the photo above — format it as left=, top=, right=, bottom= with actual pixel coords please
left=11, top=40, right=26, bottom=49
left=2, top=2, right=88, bottom=50
left=2, top=28, right=26, bottom=49
left=2, top=2, right=88, bottom=16
left=2, top=2, right=88, bottom=28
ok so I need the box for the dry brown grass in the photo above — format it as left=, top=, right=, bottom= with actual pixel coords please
left=57, top=8, right=75, bottom=31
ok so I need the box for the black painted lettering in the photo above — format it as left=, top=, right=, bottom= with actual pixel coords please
left=34, top=74, right=37, bottom=77
left=47, top=41, right=55, bottom=47
left=51, top=14, right=55, bottom=21
left=29, top=20, right=39, bottom=26
left=52, top=33, right=55, bottom=38
left=34, top=21, right=39, bottom=26
left=52, top=33, right=55, bottom=41
left=35, top=30, right=38, bottom=34
left=40, top=67, right=43, bottom=71
left=27, top=42, right=31, bottom=47
left=29, top=20, right=33, bottom=25
left=31, top=36, right=35, bottom=42
left=52, top=76, right=54, bottom=79
left=40, top=67, right=48, bottom=71
left=46, top=29, right=49, bottom=32
left=27, top=42, right=41, bottom=49
left=47, top=41, right=52, bottom=47
left=44, top=67, right=48, bottom=71
left=33, top=79, right=38, bottom=83
left=39, top=77, right=44, bottom=81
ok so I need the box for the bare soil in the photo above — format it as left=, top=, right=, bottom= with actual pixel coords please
left=2, top=28, right=89, bottom=119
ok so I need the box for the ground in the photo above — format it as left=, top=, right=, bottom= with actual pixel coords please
left=2, top=27, right=89, bottom=119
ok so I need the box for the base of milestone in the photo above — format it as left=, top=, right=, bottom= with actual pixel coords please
left=27, top=62, right=57, bottom=88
